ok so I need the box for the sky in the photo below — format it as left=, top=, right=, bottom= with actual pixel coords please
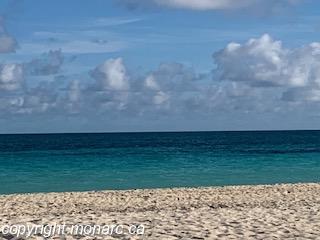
left=1, top=0, right=320, bottom=133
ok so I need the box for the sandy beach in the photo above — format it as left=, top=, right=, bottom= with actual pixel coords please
left=0, top=183, right=320, bottom=239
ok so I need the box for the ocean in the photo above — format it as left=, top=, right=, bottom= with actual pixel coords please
left=1, top=130, right=320, bottom=194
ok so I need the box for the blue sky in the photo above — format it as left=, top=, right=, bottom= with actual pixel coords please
left=1, top=0, right=320, bottom=133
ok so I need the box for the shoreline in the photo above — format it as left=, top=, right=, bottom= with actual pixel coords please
left=1, top=183, right=320, bottom=239
left=1, top=181, right=318, bottom=197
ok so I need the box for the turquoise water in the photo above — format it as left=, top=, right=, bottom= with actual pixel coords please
left=1, top=131, right=320, bottom=194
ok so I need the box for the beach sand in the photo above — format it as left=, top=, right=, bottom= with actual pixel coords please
left=0, top=183, right=320, bottom=239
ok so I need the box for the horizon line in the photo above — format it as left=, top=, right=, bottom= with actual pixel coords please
left=0, top=129, right=320, bottom=135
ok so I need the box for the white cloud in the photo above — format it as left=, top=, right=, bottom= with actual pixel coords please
left=212, top=34, right=320, bottom=106
left=142, top=63, right=203, bottom=110
left=214, top=34, right=320, bottom=91
left=68, top=80, right=81, bottom=103
left=3, top=33, right=320, bottom=122
left=145, top=75, right=160, bottom=91
left=0, top=63, right=24, bottom=91
left=144, top=73, right=170, bottom=106
left=214, top=34, right=287, bottom=87
left=154, top=0, right=254, bottom=10
left=92, top=17, right=143, bottom=27
left=122, top=0, right=300, bottom=11
left=144, top=63, right=201, bottom=91
left=65, top=80, right=82, bottom=114
left=153, top=91, right=170, bottom=105
left=91, top=58, right=130, bottom=91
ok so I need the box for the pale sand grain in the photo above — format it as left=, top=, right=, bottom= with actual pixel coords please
left=0, top=183, right=320, bottom=239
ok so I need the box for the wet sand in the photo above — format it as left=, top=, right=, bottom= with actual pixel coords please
left=0, top=183, right=320, bottom=239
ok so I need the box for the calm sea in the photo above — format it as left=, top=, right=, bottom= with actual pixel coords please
left=0, top=131, right=320, bottom=194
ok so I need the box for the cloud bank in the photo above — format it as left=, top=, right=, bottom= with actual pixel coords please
left=1, top=34, right=320, bottom=127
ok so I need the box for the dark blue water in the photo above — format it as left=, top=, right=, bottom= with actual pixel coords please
left=1, top=131, right=320, bottom=194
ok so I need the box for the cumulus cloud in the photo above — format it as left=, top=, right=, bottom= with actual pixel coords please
left=19, top=85, right=58, bottom=114
left=213, top=34, right=320, bottom=111
left=142, top=63, right=203, bottom=108
left=144, top=75, right=168, bottom=105
left=63, top=80, right=82, bottom=114
left=27, top=50, right=64, bottom=76
left=91, top=58, right=129, bottom=91
left=84, top=61, right=203, bottom=115
left=213, top=34, right=320, bottom=103
left=214, top=34, right=288, bottom=87
left=0, top=49, right=68, bottom=115
left=0, top=49, right=66, bottom=115
left=0, top=82, right=58, bottom=116
left=0, top=17, right=17, bottom=53
left=3, top=33, right=320, bottom=123
left=87, top=58, right=132, bottom=113
left=121, top=0, right=299, bottom=11
left=144, top=63, right=201, bottom=91
left=0, top=63, right=24, bottom=91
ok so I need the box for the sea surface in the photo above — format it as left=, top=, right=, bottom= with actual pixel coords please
left=1, top=131, right=320, bottom=194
